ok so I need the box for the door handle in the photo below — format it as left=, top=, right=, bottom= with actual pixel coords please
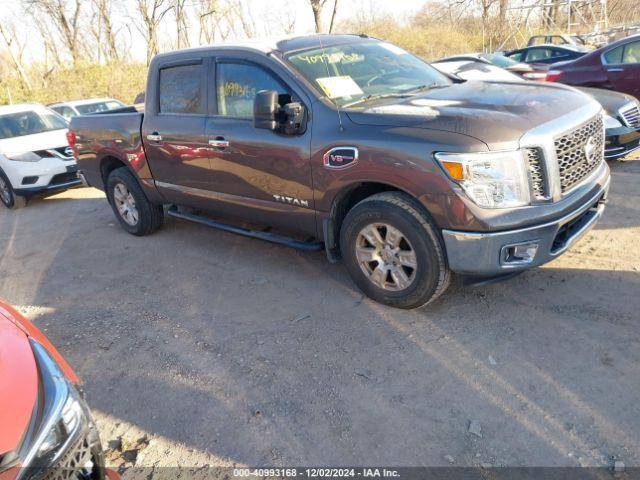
left=606, top=68, right=625, bottom=72
left=147, top=133, right=162, bottom=142
left=209, top=138, right=230, bottom=148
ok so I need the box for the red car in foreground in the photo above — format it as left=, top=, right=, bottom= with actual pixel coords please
left=547, top=34, right=640, bottom=99
left=0, top=300, right=117, bottom=480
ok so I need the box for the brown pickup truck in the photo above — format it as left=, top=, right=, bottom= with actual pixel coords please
left=69, top=34, right=610, bottom=309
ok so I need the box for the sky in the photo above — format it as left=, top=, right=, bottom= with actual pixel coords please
left=2, top=0, right=429, bottom=63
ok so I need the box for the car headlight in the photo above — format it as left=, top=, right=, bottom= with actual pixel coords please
left=6, top=152, right=42, bottom=162
left=435, top=150, right=530, bottom=208
left=603, top=114, right=623, bottom=130
left=18, top=341, right=89, bottom=477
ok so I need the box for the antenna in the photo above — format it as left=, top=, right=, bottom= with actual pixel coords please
left=318, top=34, right=345, bottom=133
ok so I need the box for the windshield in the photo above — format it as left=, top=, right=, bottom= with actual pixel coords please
left=75, top=100, right=125, bottom=115
left=479, top=53, right=519, bottom=68
left=286, top=41, right=452, bottom=108
left=0, top=109, right=68, bottom=140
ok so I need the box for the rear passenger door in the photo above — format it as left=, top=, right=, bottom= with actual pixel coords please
left=602, top=40, right=640, bottom=98
left=142, top=57, right=212, bottom=206
left=203, top=55, right=315, bottom=236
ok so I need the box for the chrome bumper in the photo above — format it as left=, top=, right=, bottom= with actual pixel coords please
left=442, top=179, right=609, bottom=276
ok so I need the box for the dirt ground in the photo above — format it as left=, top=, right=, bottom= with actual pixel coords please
left=0, top=155, right=638, bottom=476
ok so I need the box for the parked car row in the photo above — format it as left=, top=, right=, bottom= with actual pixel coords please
left=432, top=58, right=640, bottom=160
left=0, top=99, right=125, bottom=209
left=502, top=34, right=640, bottom=99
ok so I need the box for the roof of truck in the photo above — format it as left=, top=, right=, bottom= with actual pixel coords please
left=154, top=34, right=375, bottom=60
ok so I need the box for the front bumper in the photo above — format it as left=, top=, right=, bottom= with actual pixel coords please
left=6, top=157, right=82, bottom=196
left=442, top=176, right=609, bottom=276
left=605, top=126, right=640, bottom=160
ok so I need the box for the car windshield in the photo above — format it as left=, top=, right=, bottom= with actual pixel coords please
left=479, top=53, right=519, bottom=68
left=75, top=100, right=125, bottom=115
left=286, top=41, right=452, bottom=108
left=0, top=109, right=68, bottom=140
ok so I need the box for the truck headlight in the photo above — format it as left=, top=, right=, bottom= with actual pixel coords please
left=603, top=114, right=623, bottom=130
left=19, top=341, right=90, bottom=476
left=435, top=150, right=530, bottom=208
left=6, top=152, right=42, bottom=162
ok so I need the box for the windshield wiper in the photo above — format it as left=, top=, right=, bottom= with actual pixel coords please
left=342, top=92, right=413, bottom=108
left=402, top=83, right=448, bottom=94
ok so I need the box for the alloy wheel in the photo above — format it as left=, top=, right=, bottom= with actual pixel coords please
left=355, top=223, right=418, bottom=291
left=113, top=182, right=139, bottom=226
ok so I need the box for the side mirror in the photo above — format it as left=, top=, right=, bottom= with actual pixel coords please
left=254, top=90, right=278, bottom=130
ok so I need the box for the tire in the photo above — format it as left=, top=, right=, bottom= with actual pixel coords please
left=0, top=169, right=27, bottom=209
left=106, top=167, right=163, bottom=236
left=340, top=192, right=451, bottom=309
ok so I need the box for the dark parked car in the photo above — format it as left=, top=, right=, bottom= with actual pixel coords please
left=68, top=35, right=610, bottom=309
left=432, top=59, right=640, bottom=160
left=505, top=44, right=590, bottom=65
left=546, top=34, right=640, bottom=99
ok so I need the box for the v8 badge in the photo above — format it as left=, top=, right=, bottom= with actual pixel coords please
left=323, top=147, right=359, bottom=170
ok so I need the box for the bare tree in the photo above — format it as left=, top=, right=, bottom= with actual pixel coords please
left=134, top=0, right=172, bottom=64
left=198, top=0, right=218, bottom=44
left=173, top=0, right=190, bottom=49
left=308, top=0, right=328, bottom=33
left=0, top=21, right=32, bottom=90
left=94, top=0, right=120, bottom=61
left=27, top=0, right=84, bottom=64
left=329, top=0, right=339, bottom=33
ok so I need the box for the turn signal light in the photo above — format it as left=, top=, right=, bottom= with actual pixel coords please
left=440, top=161, right=464, bottom=181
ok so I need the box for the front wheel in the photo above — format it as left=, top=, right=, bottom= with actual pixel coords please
left=340, top=192, right=451, bottom=309
left=0, top=170, right=27, bottom=209
left=106, top=167, right=163, bottom=236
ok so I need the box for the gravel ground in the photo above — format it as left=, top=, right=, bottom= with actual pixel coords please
left=0, top=155, right=638, bottom=476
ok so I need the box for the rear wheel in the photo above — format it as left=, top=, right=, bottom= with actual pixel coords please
left=0, top=170, right=27, bottom=209
left=106, top=167, right=163, bottom=236
left=340, top=192, right=450, bottom=309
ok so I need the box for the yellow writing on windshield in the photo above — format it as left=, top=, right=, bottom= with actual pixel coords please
left=296, top=52, right=362, bottom=65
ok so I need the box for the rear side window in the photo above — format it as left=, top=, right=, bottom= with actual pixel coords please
left=622, top=41, right=640, bottom=64
left=216, top=63, right=288, bottom=117
left=526, top=48, right=552, bottom=62
left=604, top=45, right=624, bottom=64
left=159, top=64, right=203, bottom=114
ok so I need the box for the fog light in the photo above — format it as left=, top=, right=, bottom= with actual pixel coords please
left=501, top=241, right=539, bottom=265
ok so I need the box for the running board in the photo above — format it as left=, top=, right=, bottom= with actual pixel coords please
left=166, top=206, right=324, bottom=252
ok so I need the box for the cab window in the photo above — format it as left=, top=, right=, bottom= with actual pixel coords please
left=216, top=63, right=289, bottom=117
left=159, top=64, right=203, bottom=114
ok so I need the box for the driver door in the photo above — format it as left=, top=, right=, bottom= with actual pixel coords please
left=204, top=57, right=315, bottom=235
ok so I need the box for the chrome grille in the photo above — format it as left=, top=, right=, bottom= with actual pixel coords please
left=554, top=114, right=604, bottom=194
left=43, top=435, right=93, bottom=480
left=620, top=103, right=640, bottom=128
left=524, top=147, right=547, bottom=200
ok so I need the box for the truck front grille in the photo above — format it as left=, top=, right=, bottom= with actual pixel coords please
left=524, top=147, right=548, bottom=200
left=554, top=114, right=604, bottom=194
left=620, top=103, right=640, bottom=128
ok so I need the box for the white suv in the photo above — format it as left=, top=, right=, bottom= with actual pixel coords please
left=0, top=104, right=81, bottom=209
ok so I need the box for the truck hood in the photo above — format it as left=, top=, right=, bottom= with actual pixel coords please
left=0, top=129, right=68, bottom=156
left=345, top=80, right=596, bottom=150
left=0, top=314, right=38, bottom=456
